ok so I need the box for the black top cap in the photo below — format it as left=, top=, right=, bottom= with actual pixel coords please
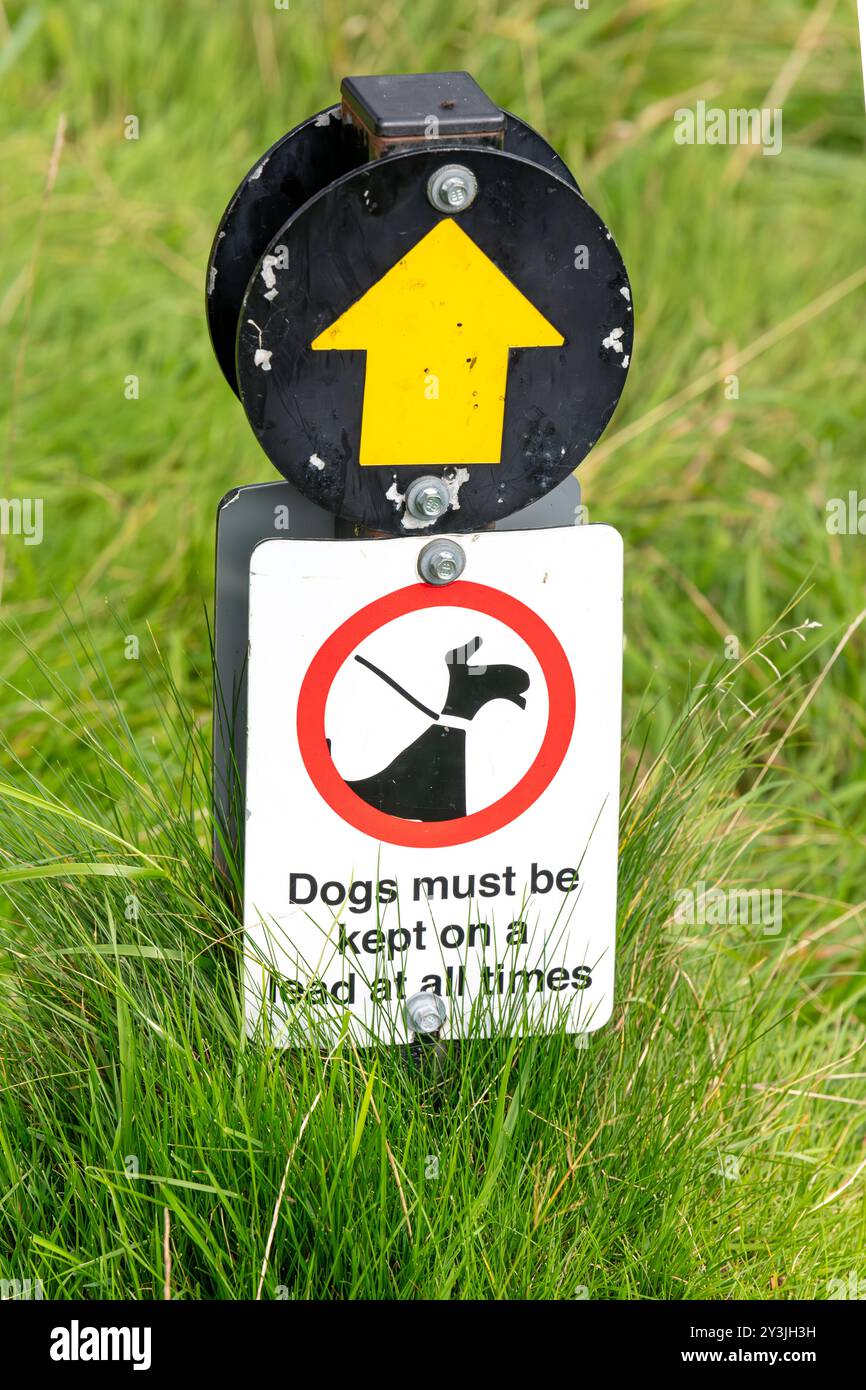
left=341, top=71, right=505, bottom=139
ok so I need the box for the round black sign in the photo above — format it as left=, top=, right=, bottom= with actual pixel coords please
left=207, top=110, right=578, bottom=400
left=236, top=146, right=632, bottom=533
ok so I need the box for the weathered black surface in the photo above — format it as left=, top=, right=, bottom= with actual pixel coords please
left=236, top=147, right=632, bottom=533
left=206, top=107, right=352, bottom=396
left=206, top=109, right=577, bottom=398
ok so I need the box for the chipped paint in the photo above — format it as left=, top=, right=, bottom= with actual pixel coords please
left=602, top=327, right=625, bottom=354
left=437, top=467, right=470, bottom=515
left=620, top=286, right=631, bottom=302
left=261, top=255, right=280, bottom=292
left=309, top=453, right=326, bottom=470
left=249, top=158, right=269, bottom=181
left=385, top=479, right=405, bottom=510
left=247, top=318, right=272, bottom=370
left=207, top=265, right=217, bottom=296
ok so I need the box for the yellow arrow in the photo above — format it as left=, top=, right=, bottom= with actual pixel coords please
left=311, top=219, right=564, bottom=468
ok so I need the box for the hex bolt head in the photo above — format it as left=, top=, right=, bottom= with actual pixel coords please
left=418, top=538, right=466, bottom=586
left=406, top=474, right=451, bottom=521
left=427, top=164, right=478, bottom=214
left=406, top=991, right=447, bottom=1037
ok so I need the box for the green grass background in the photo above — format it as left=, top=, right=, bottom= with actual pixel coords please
left=0, top=0, right=865, bottom=1299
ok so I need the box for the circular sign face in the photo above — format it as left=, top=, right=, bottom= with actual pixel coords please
left=296, top=581, right=576, bottom=848
left=237, top=147, right=632, bottom=534
left=207, top=112, right=578, bottom=399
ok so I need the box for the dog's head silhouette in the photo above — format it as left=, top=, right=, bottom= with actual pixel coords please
left=442, top=637, right=529, bottom=720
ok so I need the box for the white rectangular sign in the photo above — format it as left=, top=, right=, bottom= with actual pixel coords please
left=244, top=524, right=623, bottom=1044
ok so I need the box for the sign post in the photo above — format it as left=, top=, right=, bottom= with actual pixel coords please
left=206, top=72, right=632, bottom=1046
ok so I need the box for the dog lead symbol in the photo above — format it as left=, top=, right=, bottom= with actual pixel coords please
left=335, top=637, right=530, bottom=821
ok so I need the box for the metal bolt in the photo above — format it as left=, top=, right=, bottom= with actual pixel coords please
left=427, top=164, right=478, bottom=214
left=418, top=539, right=466, bottom=586
left=406, top=991, right=447, bottom=1037
left=406, top=475, right=450, bottom=521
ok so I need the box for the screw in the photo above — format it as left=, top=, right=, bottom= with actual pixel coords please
left=406, top=475, right=450, bottom=521
left=418, top=538, right=466, bottom=586
left=406, top=992, right=447, bottom=1037
left=427, top=164, right=478, bottom=214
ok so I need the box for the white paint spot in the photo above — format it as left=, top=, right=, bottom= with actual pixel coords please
left=247, top=318, right=272, bottom=370
left=309, top=453, right=326, bottom=470
left=207, top=265, right=217, bottom=296
left=250, top=158, right=269, bottom=181
left=620, top=286, right=631, bottom=302
left=446, top=467, right=470, bottom=506
left=602, top=327, right=625, bottom=354
left=264, top=288, right=278, bottom=302
left=315, top=108, right=338, bottom=127
left=400, top=512, right=435, bottom=531
left=260, top=253, right=283, bottom=297
left=622, top=354, right=630, bottom=369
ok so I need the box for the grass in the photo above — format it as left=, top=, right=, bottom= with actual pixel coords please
left=0, top=0, right=865, bottom=1299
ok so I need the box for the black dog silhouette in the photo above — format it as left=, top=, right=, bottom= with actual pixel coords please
left=344, top=637, right=529, bottom=821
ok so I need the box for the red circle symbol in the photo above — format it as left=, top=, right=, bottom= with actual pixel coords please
left=296, top=581, right=575, bottom=848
